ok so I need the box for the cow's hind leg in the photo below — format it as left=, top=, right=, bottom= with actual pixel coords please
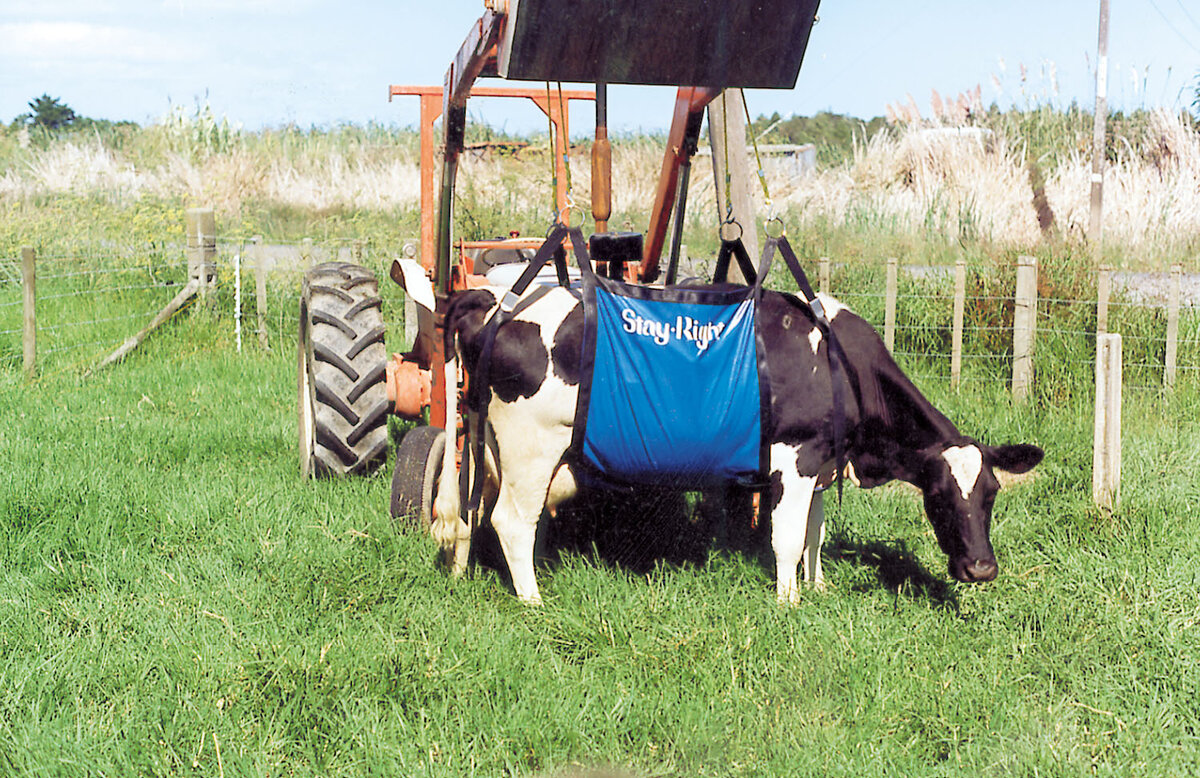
left=487, top=413, right=574, bottom=605
left=769, top=444, right=823, bottom=604
left=490, top=462, right=558, bottom=605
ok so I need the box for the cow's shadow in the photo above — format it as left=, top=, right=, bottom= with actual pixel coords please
left=822, top=534, right=959, bottom=609
left=469, top=487, right=711, bottom=580
left=468, top=487, right=958, bottom=609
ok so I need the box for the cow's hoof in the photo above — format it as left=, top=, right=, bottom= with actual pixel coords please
left=442, top=547, right=469, bottom=578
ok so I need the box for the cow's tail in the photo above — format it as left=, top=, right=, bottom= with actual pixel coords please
left=431, top=345, right=462, bottom=552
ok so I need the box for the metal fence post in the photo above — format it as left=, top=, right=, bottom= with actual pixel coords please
left=402, top=241, right=419, bottom=349
left=884, top=257, right=898, bottom=353
left=21, top=247, right=35, bottom=379
left=951, top=258, right=966, bottom=390
left=1012, top=255, right=1038, bottom=401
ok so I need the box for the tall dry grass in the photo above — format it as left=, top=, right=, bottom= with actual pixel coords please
left=776, top=109, right=1200, bottom=258
left=1, top=107, right=1198, bottom=260
left=0, top=133, right=422, bottom=212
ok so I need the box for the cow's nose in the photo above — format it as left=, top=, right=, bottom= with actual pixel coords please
left=965, top=558, right=998, bottom=582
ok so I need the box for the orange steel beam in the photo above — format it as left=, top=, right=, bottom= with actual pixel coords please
left=640, top=86, right=719, bottom=283
left=389, top=84, right=595, bottom=273
left=392, top=43, right=593, bottom=431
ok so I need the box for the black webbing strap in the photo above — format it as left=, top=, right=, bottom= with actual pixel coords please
left=761, top=236, right=849, bottom=503
left=461, top=224, right=584, bottom=513
left=711, top=238, right=757, bottom=285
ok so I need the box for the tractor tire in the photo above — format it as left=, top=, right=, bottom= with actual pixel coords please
left=298, top=262, right=389, bottom=478
left=390, top=425, right=446, bottom=528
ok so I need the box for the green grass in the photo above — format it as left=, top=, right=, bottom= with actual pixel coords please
left=2, top=104, right=1198, bottom=774
left=2, top=278, right=1200, bottom=776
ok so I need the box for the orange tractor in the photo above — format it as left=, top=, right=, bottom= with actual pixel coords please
left=296, top=0, right=822, bottom=523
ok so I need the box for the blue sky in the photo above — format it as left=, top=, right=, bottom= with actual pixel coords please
left=1, top=0, right=1197, bottom=133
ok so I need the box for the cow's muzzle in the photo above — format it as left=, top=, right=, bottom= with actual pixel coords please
left=952, top=557, right=998, bottom=583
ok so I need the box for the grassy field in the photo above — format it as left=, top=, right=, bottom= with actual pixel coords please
left=2, top=299, right=1199, bottom=776
left=2, top=104, right=1199, bottom=775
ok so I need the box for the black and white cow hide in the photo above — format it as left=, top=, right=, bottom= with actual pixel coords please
left=431, top=284, right=1043, bottom=604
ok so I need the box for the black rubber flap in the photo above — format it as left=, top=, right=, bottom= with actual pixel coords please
left=498, top=0, right=821, bottom=89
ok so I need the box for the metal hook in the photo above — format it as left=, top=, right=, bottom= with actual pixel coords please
left=558, top=203, right=586, bottom=229
left=763, top=215, right=786, bottom=239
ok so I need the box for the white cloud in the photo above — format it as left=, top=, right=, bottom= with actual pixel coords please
left=0, top=1, right=141, bottom=19
left=0, top=22, right=196, bottom=63
left=159, top=0, right=317, bottom=12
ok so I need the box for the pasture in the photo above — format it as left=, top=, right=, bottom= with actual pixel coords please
left=2, top=299, right=1199, bottom=776
left=3, top=110, right=1200, bottom=775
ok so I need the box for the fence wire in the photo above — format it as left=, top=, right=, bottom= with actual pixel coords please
left=3, top=240, right=1197, bottom=404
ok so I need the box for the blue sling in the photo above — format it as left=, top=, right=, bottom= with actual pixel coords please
left=570, top=232, right=773, bottom=489
left=574, top=268, right=766, bottom=488
left=460, top=224, right=844, bottom=512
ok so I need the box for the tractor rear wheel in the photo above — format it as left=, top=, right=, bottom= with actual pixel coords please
left=298, top=262, right=389, bottom=477
left=390, top=425, right=446, bottom=528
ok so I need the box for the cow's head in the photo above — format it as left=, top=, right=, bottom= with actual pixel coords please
left=916, top=438, right=1043, bottom=583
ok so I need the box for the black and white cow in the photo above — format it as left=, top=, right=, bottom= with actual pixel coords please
left=431, top=283, right=1043, bottom=604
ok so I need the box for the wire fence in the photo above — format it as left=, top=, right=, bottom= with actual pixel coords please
left=809, top=255, right=1200, bottom=402
left=0, top=235, right=417, bottom=375
left=0, top=246, right=192, bottom=371
left=3, top=234, right=1198, bottom=409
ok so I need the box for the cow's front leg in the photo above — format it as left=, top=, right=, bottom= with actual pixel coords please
left=801, top=491, right=825, bottom=588
left=769, top=444, right=821, bottom=604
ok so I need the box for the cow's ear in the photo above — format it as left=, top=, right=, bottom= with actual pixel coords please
left=986, top=443, right=1043, bottom=474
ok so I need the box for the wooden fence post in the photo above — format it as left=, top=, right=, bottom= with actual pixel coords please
left=353, top=239, right=365, bottom=264
left=708, top=89, right=758, bottom=278
left=1164, top=264, right=1181, bottom=391
left=1012, top=255, right=1038, bottom=401
left=252, top=236, right=269, bottom=350
left=818, top=256, right=831, bottom=295
left=1096, top=264, right=1111, bottom=335
left=301, top=238, right=314, bottom=272
left=234, top=249, right=242, bottom=353
left=951, top=258, right=966, bottom=390
left=884, top=257, right=898, bottom=352
left=1092, top=333, right=1122, bottom=509
left=21, top=247, right=35, bottom=379
left=186, top=208, right=217, bottom=306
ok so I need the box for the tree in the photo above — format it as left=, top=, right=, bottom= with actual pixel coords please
left=22, top=94, right=77, bottom=131
left=1192, top=72, right=1200, bottom=122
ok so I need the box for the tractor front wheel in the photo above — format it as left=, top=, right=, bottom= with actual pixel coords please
left=298, top=262, right=389, bottom=477
left=390, top=425, right=446, bottom=528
